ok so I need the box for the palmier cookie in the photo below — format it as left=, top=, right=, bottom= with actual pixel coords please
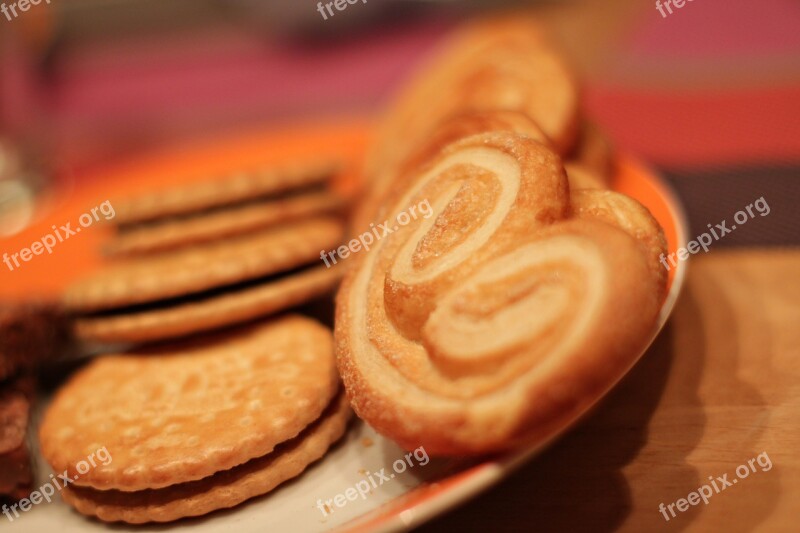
left=39, top=315, right=339, bottom=491
left=113, top=160, right=337, bottom=226
left=106, top=191, right=345, bottom=256
left=336, top=132, right=666, bottom=455
left=73, top=265, right=342, bottom=344
left=354, top=109, right=552, bottom=231
left=365, top=16, right=578, bottom=187
left=570, top=188, right=668, bottom=294
left=59, top=392, right=352, bottom=524
left=63, top=216, right=343, bottom=313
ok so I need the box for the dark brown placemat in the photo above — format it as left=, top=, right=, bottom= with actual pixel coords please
left=662, top=163, right=800, bottom=247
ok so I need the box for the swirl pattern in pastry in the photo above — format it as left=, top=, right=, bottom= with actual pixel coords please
left=337, top=132, right=666, bottom=455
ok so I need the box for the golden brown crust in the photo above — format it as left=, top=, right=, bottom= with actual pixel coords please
left=353, top=109, right=552, bottom=232
left=570, top=188, right=668, bottom=296
left=59, top=393, right=352, bottom=523
left=106, top=192, right=345, bottom=257
left=63, top=217, right=344, bottom=313
left=39, top=316, right=339, bottom=491
left=336, top=132, right=665, bottom=455
left=365, top=16, right=579, bottom=196
left=113, top=160, right=337, bottom=226
left=393, top=110, right=552, bottom=184
left=73, top=265, right=343, bottom=344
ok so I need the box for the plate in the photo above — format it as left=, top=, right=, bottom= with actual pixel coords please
left=1, top=119, right=688, bottom=532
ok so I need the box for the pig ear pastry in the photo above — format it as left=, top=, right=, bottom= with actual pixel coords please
left=364, top=17, right=579, bottom=196
left=352, top=109, right=554, bottom=232
left=570, top=188, right=668, bottom=296
left=336, top=132, right=665, bottom=455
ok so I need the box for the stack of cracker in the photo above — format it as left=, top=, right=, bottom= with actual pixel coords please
left=40, top=316, right=351, bottom=523
left=66, top=161, right=346, bottom=344
left=40, top=162, right=352, bottom=523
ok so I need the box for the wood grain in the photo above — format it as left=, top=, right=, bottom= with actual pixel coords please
left=419, top=250, right=800, bottom=532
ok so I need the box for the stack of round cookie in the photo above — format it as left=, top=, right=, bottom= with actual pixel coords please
left=39, top=316, right=351, bottom=523
left=65, top=161, right=347, bottom=344
left=41, top=162, right=353, bottom=523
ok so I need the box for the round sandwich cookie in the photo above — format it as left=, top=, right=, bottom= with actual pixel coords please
left=59, top=392, right=352, bottom=524
left=63, top=216, right=344, bottom=313
left=73, top=265, right=343, bottom=344
left=106, top=191, right=345, bottom=257
left=39, top=315, right=340, bottom=492
left=112, top=160, right=338, bottom=226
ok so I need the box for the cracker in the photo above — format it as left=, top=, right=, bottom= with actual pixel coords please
left=59, top=392, right=351, bottom=524
left=113, top=160, right=337, bottom=226
left=39, top=315, right=339, bottom=491
left=106, top=192, right=345, bottom=257
left=74, top=265, right=343, bottom=344
left=63, top=217, right=344, bottom=313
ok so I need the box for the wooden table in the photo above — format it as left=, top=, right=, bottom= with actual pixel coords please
left=420, top=250, right=800, bottom=532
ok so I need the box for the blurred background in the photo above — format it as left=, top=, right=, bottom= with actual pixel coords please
left=1, top=1, right=798, bottom=531
left=1, top=0, right=798, bottom=243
